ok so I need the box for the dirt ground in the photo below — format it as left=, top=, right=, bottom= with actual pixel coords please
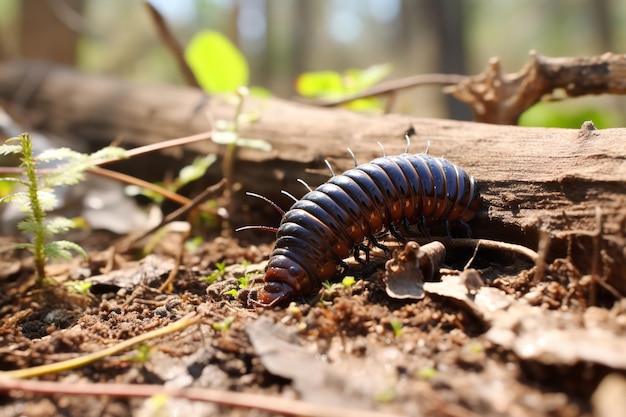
left=0, top=227, right=625, bottom=417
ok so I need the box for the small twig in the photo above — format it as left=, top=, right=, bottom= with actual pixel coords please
left=143, top=1, right=202, bottom=89
left=436, top=237, right=539, bottom=262
left=0, top=313, right=201, bottom=379
left=86, top=166, right=202, bottom=208
left=532, top=229, right=551, bottom=285
left=116, top=179, right=227, bottom=251
left=0, top=378, right=403, bottom=417
left=301, top=73, right=466, bottom=107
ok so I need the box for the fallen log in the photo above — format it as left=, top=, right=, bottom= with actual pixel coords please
left=0, top=60, right=624, bottom=294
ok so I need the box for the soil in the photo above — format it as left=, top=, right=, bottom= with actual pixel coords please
left=0, top=227, right=624, bottom=417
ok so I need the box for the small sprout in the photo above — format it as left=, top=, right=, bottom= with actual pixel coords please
left=322, top=280, right=332, bottom=289
left=184, top=236, right=204, bottom=253
left=212, top=316, right=234, bottom=331
left=64, top=280, right=92, bottom=295
left=202, top=260, right=227, bottom=284
left=121, top=344, right=152, bottom=363
left=241, top=259, right=250, bottom=268
left=215, top=261, right=227, bottom=275
left=390, top=319, right=403, bottom=338
left=341, top=276, right=356, bottom=288
left=201, top=272, right=220, bottom=284
left=417, top=367, right=438, bottom=381
left=373, top=386, right=395, bottom=403
left=469, top=343, right=484, bottom=354
left=222, top=288, right=239, bottom=298
left=236, top=272, right=253, bottom=289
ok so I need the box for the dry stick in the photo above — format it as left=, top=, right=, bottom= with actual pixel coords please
left=87, top=166, right=196, bottom=207
left=435, top=238, right=539, bottom=262
left=143, top=1, right=202, bottom=89
left=0, top=312, right=201, bottom=379
left=116, top=178, right=228, bottom=253
left=0, top=379, right=403, bottom=417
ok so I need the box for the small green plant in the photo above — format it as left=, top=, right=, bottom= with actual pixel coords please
left=212, top=316, right=234, bottom=331
left=202, top=260, right=227, bottom=284
left=64, top=280, right=93, bottom=295
left=341, top=276, right=356, bottom=288
left=417, top=367, right=438, bottom=381
left=0, top=133, right=126, bottom=283
left=389, top=319, right=403, bottom=338
left=121, top=344, right=152, bottom=363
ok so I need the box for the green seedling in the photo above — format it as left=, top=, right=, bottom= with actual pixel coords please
left=121, top=344, right=152, bottom=363
left=390, top=319, right=403, bottom=338
left=417, top=367, right=438, bottom=381
left=341, top=276, right=356, bottom=288
left=236, top=272, right=254, bottom=289
left=202, top=260, right=227, bottom=284
left=373, top=386, right=395, bottom=403
left=64, top=280, right=93, bottom=295
left=0, top=133, right=125, bottom=283
left=222, top=288, right=239, bottom=298
left=212, top=316, right=234, bottom=331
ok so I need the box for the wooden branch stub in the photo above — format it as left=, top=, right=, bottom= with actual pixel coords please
left=445, top=51, right=626, bottom=124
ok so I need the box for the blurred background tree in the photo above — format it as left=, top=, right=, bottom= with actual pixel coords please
left=1, top=0, right=624, bottom=126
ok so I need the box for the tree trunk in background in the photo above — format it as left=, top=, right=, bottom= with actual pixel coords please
left=427, top=0, right=472, bottom=121
left=19, top=0, right=84, bottom=65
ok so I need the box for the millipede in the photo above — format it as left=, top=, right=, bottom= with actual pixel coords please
left=239, top=128, right=481, bottom=307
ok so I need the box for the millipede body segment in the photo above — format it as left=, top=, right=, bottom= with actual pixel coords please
left=254, top=152, right=481, bottom=307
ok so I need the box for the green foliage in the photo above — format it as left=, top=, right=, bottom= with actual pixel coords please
left=0, top=133, right=126, bottom=283
left=296, top=63, right=392, bottom=111
left=389, top=319, right=403, bottom=338
left=341, top=276, right=356, bottom=288
left=65, top=280, right=93, bottom=295
left=518, top=102, right=615, bottom=128
left=185, top=30, right=249, bottom=94
left=202, top=260, right=227, bottom=284
left=212, top=316, right=234, bottom=331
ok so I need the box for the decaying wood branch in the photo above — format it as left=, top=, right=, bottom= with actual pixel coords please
left=445, top=51, right=626, bottom=124
left=0, top=60, right=624, bottom=294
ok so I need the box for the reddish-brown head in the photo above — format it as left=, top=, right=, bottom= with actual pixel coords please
left=252, top=255, right=314, bottom=307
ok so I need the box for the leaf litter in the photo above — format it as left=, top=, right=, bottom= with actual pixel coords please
left=0, top=232, right=625, bottom=417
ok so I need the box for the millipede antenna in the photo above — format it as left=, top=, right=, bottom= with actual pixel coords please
left=347, top=148, right=358, bottom=167
left=324, top=159, right=336, bottom=177
left=297, top=178, right=313, bottom=192
left=377, top=141, right=386, bottom=157
left=281, top=189, right=299, bottom=203
left=244, top=191, right=285, bottom=216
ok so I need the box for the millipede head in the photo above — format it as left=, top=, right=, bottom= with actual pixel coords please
left=251, top=255, right=313, bottom=307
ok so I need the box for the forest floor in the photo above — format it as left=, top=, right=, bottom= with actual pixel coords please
left=0, top=227, right=625, bottom=417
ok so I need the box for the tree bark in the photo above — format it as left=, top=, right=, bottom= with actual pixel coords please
left=0, top=60, right=624, bottom=293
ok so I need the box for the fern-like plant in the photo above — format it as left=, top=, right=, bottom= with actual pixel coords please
left=0, top=132, right=126, bottom=283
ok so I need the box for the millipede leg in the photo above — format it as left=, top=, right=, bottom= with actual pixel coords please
left=389, top=223, right=406, bottom=243
left=370, top=235, right=392, bottom=258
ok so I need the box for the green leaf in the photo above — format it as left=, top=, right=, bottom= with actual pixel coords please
left=37, top=147, right=82, bottom=163
left=177, top=154, right=217, bottom=188
left=45, top=217, right=76, bottom=234
left=344, top=63, right=392, bottom=93
left=88, top=146, right=127, bottom=162
left=235, top=137, right=272, bottom=151
left=0, top=144, right=22, bottom=156
left=296, top=71, right=343, bottom=98
left=17, top=218, right=48, bottom=236
left=44, top=240, right=88, bottom=261
left=185, top=30, right=249, bottom=93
